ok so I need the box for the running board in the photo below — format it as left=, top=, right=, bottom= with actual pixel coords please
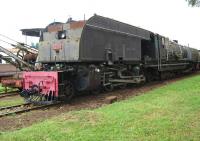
left=109, top=76, right=146, bottom=84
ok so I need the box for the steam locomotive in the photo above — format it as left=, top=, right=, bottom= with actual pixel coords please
left=20, top=15, right=200, bottom=104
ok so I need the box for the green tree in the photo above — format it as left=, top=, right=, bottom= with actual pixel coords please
left=186, top=0, right=200, bottom=6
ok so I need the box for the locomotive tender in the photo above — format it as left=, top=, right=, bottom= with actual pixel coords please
left=20, top=15, right=199, bottom=103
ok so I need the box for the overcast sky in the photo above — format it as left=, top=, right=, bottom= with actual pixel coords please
left=0, top=0, right=200, bottom=49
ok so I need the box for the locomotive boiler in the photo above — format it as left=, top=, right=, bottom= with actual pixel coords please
left=20, top=15, right=199, bottom=103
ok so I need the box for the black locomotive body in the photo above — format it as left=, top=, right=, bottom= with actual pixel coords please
left=20, top=15, right=199, bottom=103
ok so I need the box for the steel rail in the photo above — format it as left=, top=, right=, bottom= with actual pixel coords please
left=0, top=102, right=61, bottom=118
left=0, top=92, right=19, bottom=99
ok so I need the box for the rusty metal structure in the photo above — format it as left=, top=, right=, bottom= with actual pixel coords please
left=0, top=34, right=38, bottom=91
left=0, top=64, right=18, bottom=80
left=0, top=34, right=38, bottom=70
left=0, top=46, right=35, bottom=70
left=0, top=64, right=22, bottom=92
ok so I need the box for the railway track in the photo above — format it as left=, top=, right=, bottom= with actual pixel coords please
left=0, top=91, right=19, bottom=99
left=0, top=102, right=61, bottom=118
left=0, top=72, right=198, bottom=119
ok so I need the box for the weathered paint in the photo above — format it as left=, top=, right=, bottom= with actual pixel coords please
left=48, top=24, right=63, bottom=32
left=70, top=21, right=85, bottom=29
left=1, top=79, right=22, bottom=88
left=0, top=64, right=16, bottom=72
left=38, top=21, right=83, bottom=62
left=23, top=71, right=59, bottom=96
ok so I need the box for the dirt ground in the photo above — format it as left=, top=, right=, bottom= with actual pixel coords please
left=0, top=72, right=199, bottom=131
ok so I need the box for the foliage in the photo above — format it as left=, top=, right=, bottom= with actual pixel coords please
left=186, top=0, right=200, bottom=6
left=0, top=84, right=23, bottom=107
left=0, top=98, right=24, bottom=107
left=0, top=84, right=17, bottom=94
left=1, top=75, right=200, bottom=140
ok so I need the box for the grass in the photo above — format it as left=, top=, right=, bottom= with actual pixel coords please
left=0, top=84, right=23, bottom=107
left=0, top=75, right=200, bottom=141
left=0, top=84, right=5, bottom=93
left=0, top=98, right=24, bottom=107
left=0, top=84, right=17, bottom=94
